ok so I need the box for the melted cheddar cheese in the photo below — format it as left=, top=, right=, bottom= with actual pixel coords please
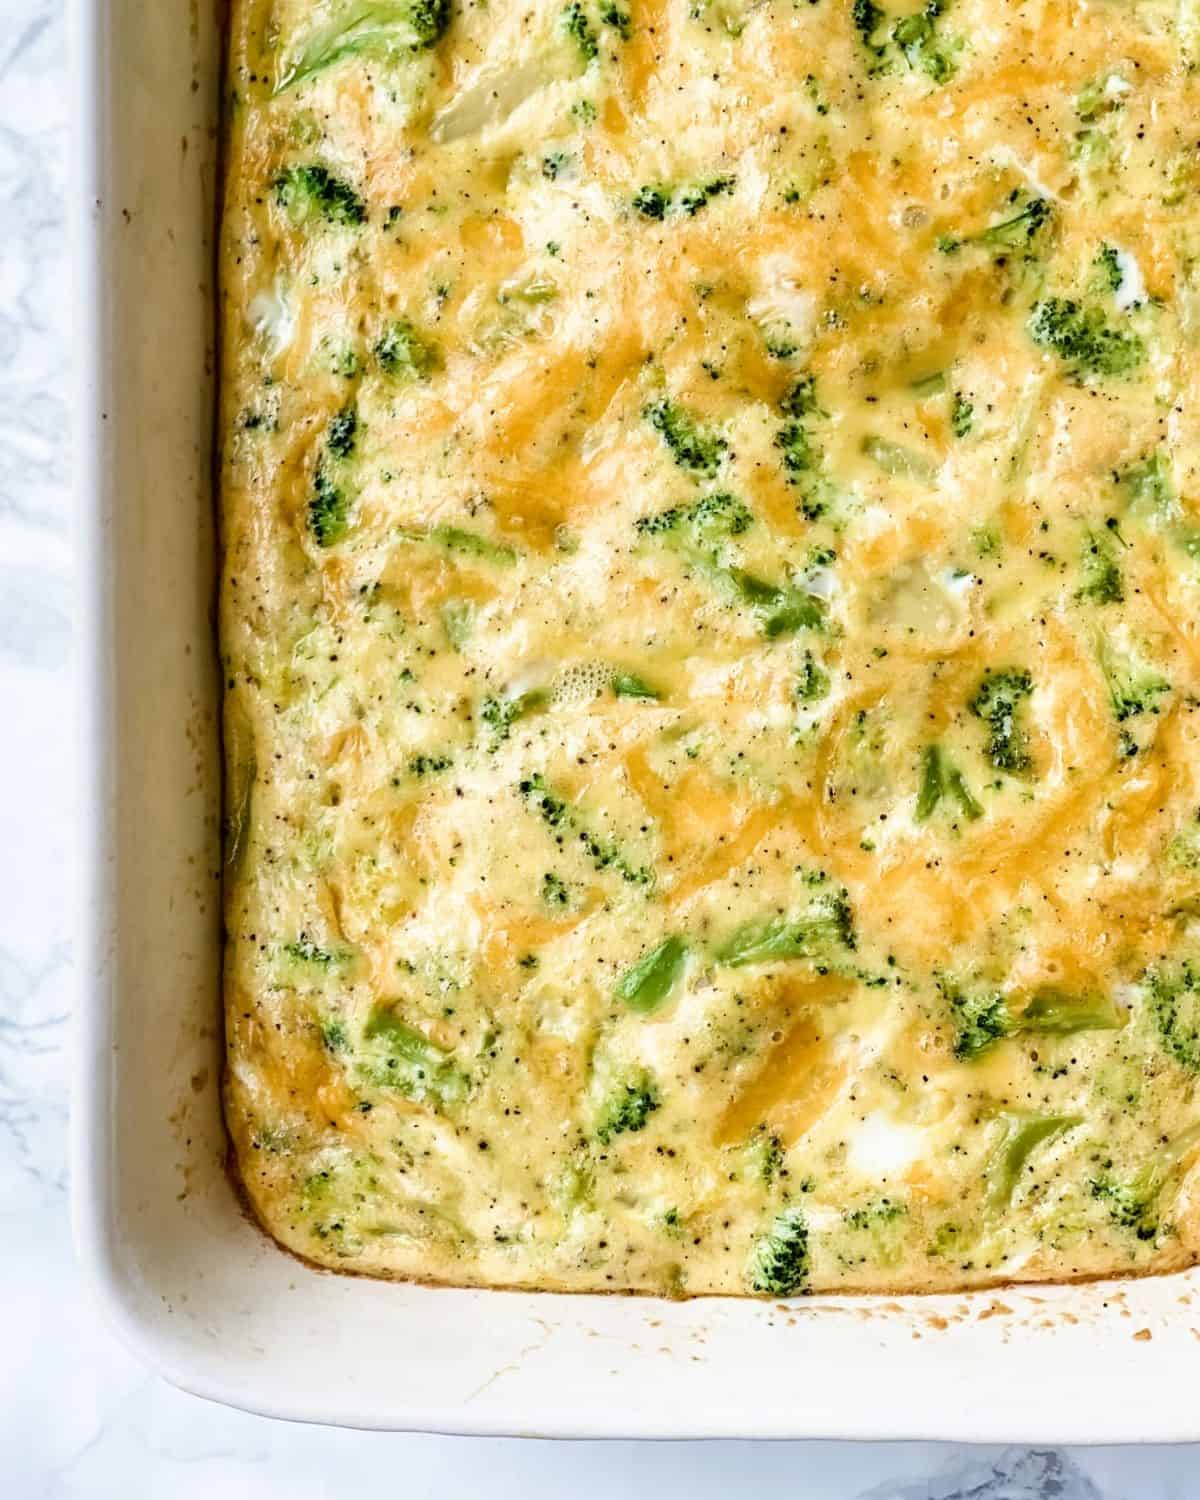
left=222, top=0, right=1200, bottom=1295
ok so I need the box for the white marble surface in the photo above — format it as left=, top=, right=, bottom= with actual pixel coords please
left=3, top=0, right=1200, bottom=1492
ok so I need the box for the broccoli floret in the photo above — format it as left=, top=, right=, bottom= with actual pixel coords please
left=643, top=398, right=729, bottom=477
left=774, top=378, right=837, bottom=518
left=1089, top=1172, right=1159, bottom=1241
left=795, top=651, right=831, bottom=704
left=632, top=185, right=670, bottom=219
left=677, top=176, right=735, bottom=216
left=307, top=404, right=359, bottom=546
left=309, top=467, right=349, bottom=547
left=283, top=937, right=340, bottom=966
left=375, top=319, right=438, bottom=379
left=1095, top=242, right=1123, bottom=293
left=614, top=935, right=688, bottom=1014
left=1117, top=450, right=1175, bottom=523
left=969, top=668, right=1033, bottom=773
left=1080, top=528, right=1123, bottom=604
left=562, top=0, right=599, bottom=61
left=600, top=1, right=632, bottom=35
left=951, top=391, right=973, bottom=438
left=1144, top=961, right=1200, bottom=1074
left=518, top=773, right=653, bottom=886
left=1028, top=297, right=1144, bottom=379
left=717, top=886, right=856, bottom=967
left=851, top=0, right=889, bottom=69
left=326, top=404, right=359, bottom=459
left=480, top=688, right=547, bottom=744
left=748, top=1206, right=810, bottom=1296
left=944, top=981, right=1124, bottom=1060
left=611, top=671, right=661, bottom=700
left=595, top=1073, right=660, bottom=1142
left=915, top=744, right=982, bottom=824
left=972, top=197, right=1052, bottom=253
left=274, top=165, right=367, bottom=226
left=891, top=0, right=957, bottom=83
left=1090, top=1124, right=1200, bottom=1241
left=746, top=1126, right=785, bottom=1185
left=944, top=983, right=1014, bottom=1060
left=320, top=1017, right=349, bottom=1053
left=542, top=871, right=570, bottom=906
left=1096, top=638, right=1170, bottom=745
left=357, top=1010, right=469, bottom=1105
left=275, top=0, right=452, bottom=90
left=985, top=1112, right=1079, bottom=1209
left=780, top=375, right=820, bottom=419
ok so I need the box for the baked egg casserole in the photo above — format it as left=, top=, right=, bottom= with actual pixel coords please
left=221, top=0, right=1200, bottom=1295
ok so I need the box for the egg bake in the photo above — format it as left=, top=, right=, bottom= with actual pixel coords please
left=221, top=0, right=1200, bottom=1295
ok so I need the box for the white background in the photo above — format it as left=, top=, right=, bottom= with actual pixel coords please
left=4, top=1, right=1200, bottom=1492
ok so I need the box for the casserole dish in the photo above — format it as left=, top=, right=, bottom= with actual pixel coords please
left=70, top=0, right=1200, bottom=1438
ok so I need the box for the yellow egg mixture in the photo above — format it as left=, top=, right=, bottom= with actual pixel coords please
left=221, top=0, right=1200, bottom=1295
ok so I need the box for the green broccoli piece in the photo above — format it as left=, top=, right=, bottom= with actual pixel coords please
left=320, top=1017, right=350, bottom=1053
left=277, top=0, right=452, bottom=91
left=980, top=196, right=1051, bottom=250
left=632, top=185, right=670, bottom=220
left=795, top=651, right=831, bottom=704
left=969, top=668, right=1034, bottom=773
left=375, top=319, right=438, bottom=379
left=677, top=176, right=735, bottom=216
left=915, top=744, right=982, bottom=823
left=985, top=1111, right=1079, bottom=1210
left=748, top=1206, right=810, bottom=1295
left=780, top=375, right=821, bottom=419
left=1090, top=1123, right=1200, bottom=1241
left=1028, top=297, right=1144, bottom=379
left=480, top=688, right=547, bottom=744
left=1089, top=1171, right=1160, bottom=1240
left=518, top=773, right=654, bottom=887
left=326, top=405, right=359, bottom=458
left=717, top=886, right=855, bottom=967
left=595, top=1072, right=660, bottom=1142
left=1080, top=528, right=1123, bottom=604
left=542, top=870, right=570, bottom=907
left=562, top=0, right=599, bottom=62
left=283, top=937, right=341, bottom=966
left=636, top=490, right=751, bottom=545
left=944, top=981, right=1124, bottom=1060
left=722, top=571, right=826, bottom=638
left=1094, top=243, right=1123, bottom=293
left=1117, top=450, right=1175, bottom=523
left=951, top=391, right=973, bottom=438
left=746, top=1126, right=785, bottom=1185
left=643, top=398, right=729, bottom=478
left=1096, top=638, right=1170, bottom=750
left=861, top=434, right=935, bottom=483
left=399, top=523, right=517, bottom=566
left=308, top=405, right=360, bottom=546
left=357, top=1010, right=469, bottom=1105
left=308, top=470, right=349, bottom=546
left=274, top=165, right=367, bottom=226
left=600, top=1, right=632, bottom=36
left=939, top=197, right=1050, bottom=256
left=944, top=983, right=1014, bottom=1060
left=1144, top=961, right=1200, bottom=1073
left=614, top=935, right=688, bottom=1014
left=851, top=0, right=889, bottom=70
left=891, top=0, right=957, bottom=83
left=611, top=671, right=662, bottom=700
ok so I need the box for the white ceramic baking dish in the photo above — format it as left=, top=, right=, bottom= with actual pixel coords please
left=69, top=0, right=1200, bottom=1441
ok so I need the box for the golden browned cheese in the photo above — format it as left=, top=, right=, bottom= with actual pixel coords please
left=222, top=0, right=1200, bottom=1295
